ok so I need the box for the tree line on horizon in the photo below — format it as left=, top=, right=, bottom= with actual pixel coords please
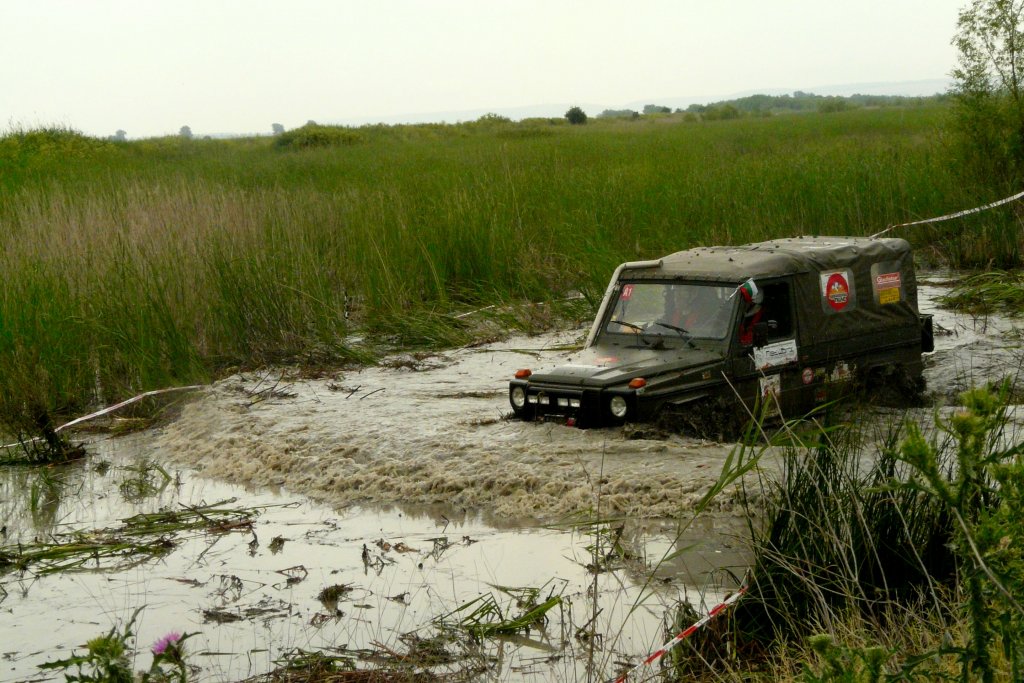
left=595, top=90, right=949, bottom=121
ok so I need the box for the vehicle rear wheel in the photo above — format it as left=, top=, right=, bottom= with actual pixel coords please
left=860, top=363, right=925, bottom=407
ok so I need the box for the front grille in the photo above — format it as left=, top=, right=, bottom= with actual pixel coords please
left=527, top=389, right=582, bottom=415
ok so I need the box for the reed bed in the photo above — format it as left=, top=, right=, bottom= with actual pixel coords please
left=0, top=106, right=1013, bottom=431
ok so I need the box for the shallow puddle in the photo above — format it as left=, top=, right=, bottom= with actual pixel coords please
left=1, top=434, right=746, bottom=682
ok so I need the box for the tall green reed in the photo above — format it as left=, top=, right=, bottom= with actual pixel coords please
left=0, top=106, right=991, bottom=430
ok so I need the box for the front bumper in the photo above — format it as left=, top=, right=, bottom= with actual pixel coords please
left=508, top=380, right=641, bottom=427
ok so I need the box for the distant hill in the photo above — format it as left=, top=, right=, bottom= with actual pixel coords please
left=624, top=78, right=951, bottom=114
left=328, top=79, right=952, bottom=127
left=598, top=90, right=950, bottom=120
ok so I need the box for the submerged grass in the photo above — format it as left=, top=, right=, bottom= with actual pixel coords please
left=0, top=499, right=272, bottom=575
left=0, top=106, right=1005, bottom=433
left=433, top=581, right=564, bottom=641
left=939, top=270, right=1024, bottom=315
left=244, top=641, right=474, bottom=682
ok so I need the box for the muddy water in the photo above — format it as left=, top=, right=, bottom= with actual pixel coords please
left=150, top=277, right=1021, bottom=520
left=150, top=331, right=742, bottom=521
left=1, top=434, right=746, bottom=682
left=1, top=275, right=1020, bottom=682
left=919, top=278, right=1024, bottom=398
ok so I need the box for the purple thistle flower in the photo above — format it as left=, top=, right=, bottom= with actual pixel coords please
left=151, top=631, right=182, bottom=655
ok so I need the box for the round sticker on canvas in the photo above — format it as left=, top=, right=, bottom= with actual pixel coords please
left=802, top=367, right=814, bottom=384
left=825, top=272, right=850, bottom=311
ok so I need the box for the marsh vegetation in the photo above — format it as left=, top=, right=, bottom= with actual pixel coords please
left=3, top=97, right=1024, bottom=681
left=2, top=104, right=1022, bottom=439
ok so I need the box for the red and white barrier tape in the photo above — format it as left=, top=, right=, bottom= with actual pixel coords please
left=612, top=584, right=747, bottom=683
left=871, top=189, right=1024, bottom=238
left=1, top=384, right=204, bottom=450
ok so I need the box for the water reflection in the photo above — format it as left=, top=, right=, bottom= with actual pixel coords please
left=0, top=433, right=744, bottom=683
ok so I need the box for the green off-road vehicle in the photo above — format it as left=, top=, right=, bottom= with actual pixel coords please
left=508, top=236, right=934, bottom=434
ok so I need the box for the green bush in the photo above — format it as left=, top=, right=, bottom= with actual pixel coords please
left=274, top=123, right=363, bottom=149
left=565, top=106, right=588, bottom=125
left=682, top=383, right=1024, bottom=681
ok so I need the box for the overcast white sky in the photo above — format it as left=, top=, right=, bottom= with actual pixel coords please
left=1, top=0, right=966, bottom=138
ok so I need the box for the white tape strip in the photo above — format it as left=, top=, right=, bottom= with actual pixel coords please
left=1, top=384, right=204, bottom=450
left=871, top=189, right=1024, bottom=238
left=55, top=384, right=204, bottom=432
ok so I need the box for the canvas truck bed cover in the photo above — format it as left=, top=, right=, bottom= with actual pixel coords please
left=621, top=236, right=920, bottom=345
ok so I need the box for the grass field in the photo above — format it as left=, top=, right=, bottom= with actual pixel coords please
left=0, top=104, right=1018, bottom=427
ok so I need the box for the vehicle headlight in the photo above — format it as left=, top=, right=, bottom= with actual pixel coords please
left=609, top=396, right=628, bottom=418
left=511, top=386, right=527, bottom=409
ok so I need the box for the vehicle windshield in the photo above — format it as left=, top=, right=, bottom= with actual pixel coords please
left=603, top=282, right=735, bottom=341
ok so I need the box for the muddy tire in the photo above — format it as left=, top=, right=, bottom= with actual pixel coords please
left=860, top=364, right=926, bottom=408
left=656, top=396, right=747, bottom=442
left=512, top=405, right=537, bottom=422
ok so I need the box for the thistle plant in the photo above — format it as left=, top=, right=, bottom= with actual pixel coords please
left=143, top=630, right=194, bottom=682
left=893, top=381, right=1024, bottom=682
left=38, top=608, right=140, bottom=683
left=39, top=608, right=195, bottom=682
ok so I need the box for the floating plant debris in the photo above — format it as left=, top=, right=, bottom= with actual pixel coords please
left=0, top=499, right=289, bottom=575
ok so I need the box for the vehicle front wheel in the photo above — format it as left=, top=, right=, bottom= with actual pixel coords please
left=656, top=396, right=747, bottom=442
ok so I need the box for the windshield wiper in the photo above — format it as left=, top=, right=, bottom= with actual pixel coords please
left=610, top=320, right=644, bottom=333
left=650, top=321, right=688, bottom=336
left=650, top=321, right=697, bottom=348
left=608, top=320, right=651, bottom=346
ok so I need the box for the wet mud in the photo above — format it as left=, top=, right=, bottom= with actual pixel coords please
left=151, top=331, right=743, bottom=521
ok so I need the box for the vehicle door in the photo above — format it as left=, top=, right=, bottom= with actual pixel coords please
left=730, top=278, right=802, bottom=418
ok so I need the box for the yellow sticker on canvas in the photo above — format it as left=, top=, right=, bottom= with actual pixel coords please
left=879, top=288, right=900, bottom=305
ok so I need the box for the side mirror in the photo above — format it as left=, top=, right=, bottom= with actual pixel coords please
left=753, top=321, right=769, bottom=347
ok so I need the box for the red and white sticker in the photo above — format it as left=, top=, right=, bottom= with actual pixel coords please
left=822, top=271, right=851, bottom=311
left=802, top=367, right=814, bottom=384
left=874, top=271, right=902, bottom=305
left=874, top=272, right=901, bottom=290
left=620, top=284, right=634, bottom=300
